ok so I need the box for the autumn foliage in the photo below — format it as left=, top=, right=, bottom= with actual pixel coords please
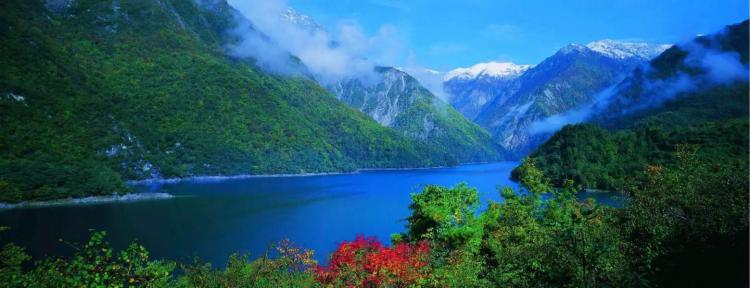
left=315, top=236, right=430, bottom=287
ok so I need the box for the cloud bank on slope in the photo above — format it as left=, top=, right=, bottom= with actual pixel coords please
left=527, top=29, right=749, bottom=135
left=226, top=0, right=404, bottom=84
left=528, top=85, right=619, bottom=134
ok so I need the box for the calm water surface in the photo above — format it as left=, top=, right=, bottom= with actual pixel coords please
left=0, top=162, right=623, bottom=265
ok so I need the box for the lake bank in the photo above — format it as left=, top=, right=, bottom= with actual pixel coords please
left=125, top=163, right=482, bottom=186
left=0, top=193, right=174, bottom=210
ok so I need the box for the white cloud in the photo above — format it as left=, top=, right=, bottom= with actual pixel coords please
left=403, top=51, right=449, bottom=101
left=227, top=0, right=405, bottom=84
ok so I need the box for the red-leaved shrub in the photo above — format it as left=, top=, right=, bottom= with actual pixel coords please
left=315, top=236, right=430, bottom=287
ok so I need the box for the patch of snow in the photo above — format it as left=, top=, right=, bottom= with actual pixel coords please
left=444, top=62, right=531, bottom=81
left=586, top=39, right=672, bottom=60
left=558, top=43, right=589, bottom=54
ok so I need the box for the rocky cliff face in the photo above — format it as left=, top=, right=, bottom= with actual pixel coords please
left=330, top=67, right=505, bottom=162
left=331, top=68, right=424, bottom=127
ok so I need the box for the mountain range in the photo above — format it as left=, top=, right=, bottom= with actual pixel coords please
left=443, top=62, right=530, bottom=120
left=443, top=40, right=671, bottom=157
left=0, top=0, right=745, bottom=205
left=277, top=8, right=504, bottom=162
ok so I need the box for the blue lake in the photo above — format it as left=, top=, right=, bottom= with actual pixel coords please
left=0, top=162, right=623, bottom=265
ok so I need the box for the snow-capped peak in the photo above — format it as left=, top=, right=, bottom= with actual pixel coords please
left=558, top=43, right=589, bottom=54
left=586, top=39, right=672, bottom=60
left=444, top=62, right=531, bottom=81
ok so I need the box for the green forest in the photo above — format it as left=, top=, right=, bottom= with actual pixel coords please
left=521, top=118, right=748, bottom=190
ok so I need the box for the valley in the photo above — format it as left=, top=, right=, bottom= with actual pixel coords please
left=0, top=0, right=747, bottom=287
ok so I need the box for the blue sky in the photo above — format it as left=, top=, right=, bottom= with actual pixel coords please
left=288, top=0, right=749, bottom=71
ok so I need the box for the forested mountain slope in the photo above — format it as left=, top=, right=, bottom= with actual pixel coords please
left=0, top=0, right=462, bottom=202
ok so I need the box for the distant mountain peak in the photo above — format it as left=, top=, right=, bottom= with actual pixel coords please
left=444, top=62, right=531, bottom=81
left=586, top=39, right=671, bottom=60
left=558, top=43, right=590, bottom=54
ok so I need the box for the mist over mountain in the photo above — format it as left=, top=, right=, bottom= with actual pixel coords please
left=533, top=20, right=749, bottom=132
left=221, top=3, right=505, bottom=162
left=522, top=19, right=749, bottom=191
left=225, top=0, right=403, bottom=85
left=594, top=21, right=749, bottom=126
left=443, top=40, right=670, bottom=157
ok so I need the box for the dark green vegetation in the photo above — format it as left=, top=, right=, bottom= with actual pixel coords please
left=2, top=150, right=747, bottom=287
left=333, top=67, right=504, bottom=163
left=499, top=20, right=749, bottom=287
left=523, top=119, right=748, bottom=190
left=520, top=20, right=749, bottom=191
left=0, top=229, right=318, bottom=287
left=0, top=0, right=494, bottom=203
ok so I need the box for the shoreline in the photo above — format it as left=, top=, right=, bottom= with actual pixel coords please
left=1, top=161, right=515, bottom=209
left=125, top=171, right=357, bottom=185
left=0, top=193, right=174, bottom=210
left=126, top=161, right=504, bottom=186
